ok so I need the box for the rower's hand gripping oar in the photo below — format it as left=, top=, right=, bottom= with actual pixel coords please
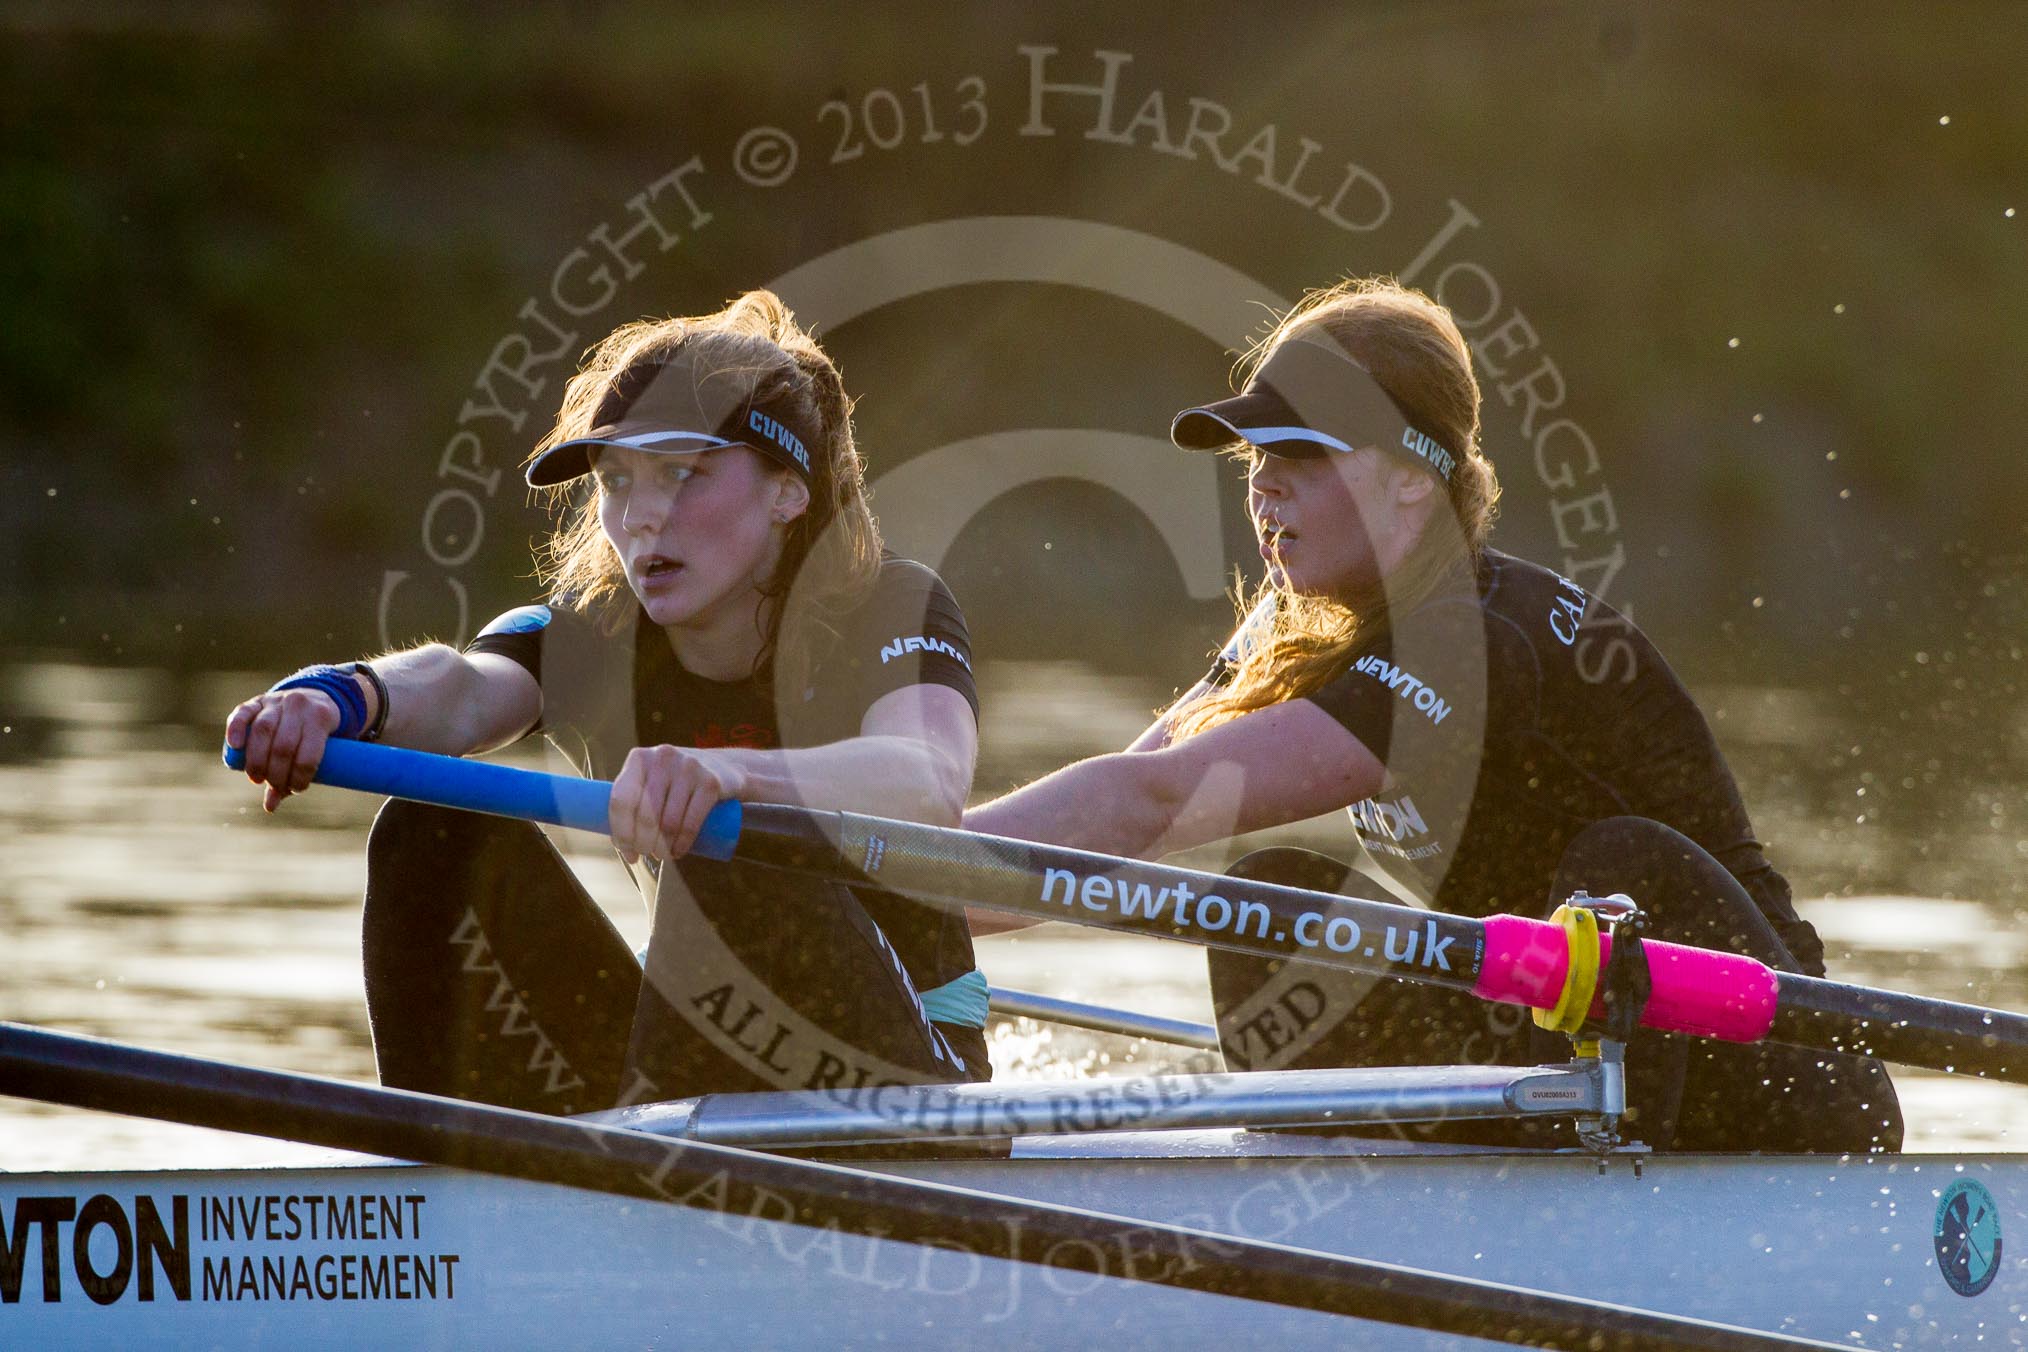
left=220, top=740, right=1210, bottom=1050
left=224, top=739, right=2028, bottom=1085
left=224, top=736, right=745, bottom=857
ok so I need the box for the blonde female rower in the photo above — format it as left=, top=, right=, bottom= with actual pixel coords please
left=229, top=291, right=990, bottom=1113
left=968, top=278, right=1899, bottom=1152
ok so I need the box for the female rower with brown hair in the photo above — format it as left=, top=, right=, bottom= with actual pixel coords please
left=968, top=277, right=1901, bottom=1153
left=227, top=290, right=990, bottom=1113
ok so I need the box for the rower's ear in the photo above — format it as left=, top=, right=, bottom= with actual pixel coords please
left=771, top=471, right=811, bottom=525
left=1389, top=461, right=1440, bottom=506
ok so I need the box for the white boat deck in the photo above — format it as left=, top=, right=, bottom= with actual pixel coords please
left=4, top=1133, right=2021, bottom=1348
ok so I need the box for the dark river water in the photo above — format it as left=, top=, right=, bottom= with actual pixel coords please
left=4, top=659, right=2027, bottom=1170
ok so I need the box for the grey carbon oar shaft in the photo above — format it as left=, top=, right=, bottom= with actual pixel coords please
left=0, top=1022, right=1834, bottom=1352
left=222, top=740, right=2028, bottom=1084
left=728, top=803, right=2028, bottom=1083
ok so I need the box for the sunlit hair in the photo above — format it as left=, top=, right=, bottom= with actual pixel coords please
left=527, top=290, right=882, bottom=689
left=1173, top=277, right=1502, bottom=739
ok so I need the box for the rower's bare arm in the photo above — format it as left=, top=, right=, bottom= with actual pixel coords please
left=1124, top=679, right=1213, bottom=753
left=609, top=684, right=978, bottom=863
left=736, top=683, right=977, bottom=825
left=965, top=697, right=1382, bottom=861
left=226, top=645, right=540, bottom=811
left=369, top=646, right=542, bottom=755
left=968, top=678, right=1218, bottom=935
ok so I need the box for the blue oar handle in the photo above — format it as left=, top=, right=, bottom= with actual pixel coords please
left=222, top=738, right=744, bottom=861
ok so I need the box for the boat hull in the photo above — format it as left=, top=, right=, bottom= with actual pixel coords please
left=3, top=1133, right=2021, bottom=1348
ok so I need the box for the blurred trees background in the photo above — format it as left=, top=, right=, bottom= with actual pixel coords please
left=3, top=0, right=2023, bottom=702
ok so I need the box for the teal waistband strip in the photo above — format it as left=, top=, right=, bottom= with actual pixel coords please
left=919, top=968, right=990, bottom=1028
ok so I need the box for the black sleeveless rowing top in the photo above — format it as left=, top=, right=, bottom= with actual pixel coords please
left=1211, top=548, right=1823, bottom=972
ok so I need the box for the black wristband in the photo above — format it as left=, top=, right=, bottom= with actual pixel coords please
left=345, top=662, right=390, bottom=742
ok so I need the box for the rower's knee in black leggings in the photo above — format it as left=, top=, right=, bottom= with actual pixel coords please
left=363, top=798, right=570, bottom=964
left=363, top=798, right=492, bottom=948
left=1552, top=815, right=1796, bottom=968
left=1211, top=826, right=1902, bottom=1153
left=1551, top=815, right=1902, bottom=1153
left=361, top=798, right=640, bottom=1113
left=364, top=798, right=523, bottom=901
left=368, top=795, right=490, bottom=852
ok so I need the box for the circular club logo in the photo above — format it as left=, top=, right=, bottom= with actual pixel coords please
left=1933, top=1178, right=2003, bottom=1297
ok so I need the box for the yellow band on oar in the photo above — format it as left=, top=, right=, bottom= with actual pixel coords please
left=1532, top=904, right=1601, bottom=1034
